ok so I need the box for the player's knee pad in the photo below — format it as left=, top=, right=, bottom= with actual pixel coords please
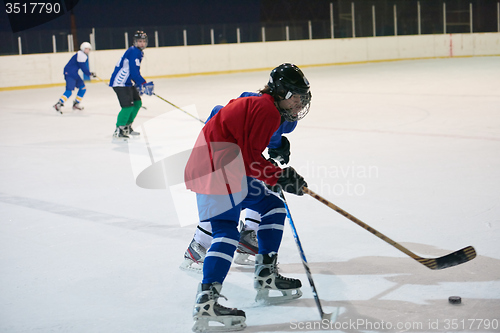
left=77, top=87, right=86, bottom=98
left=63, top=90, right=72, bottom=98
left=258, top=196, right=286, bottom=224
left=210, top=220, right=240, bottom=241
left=206, top=220, right=240, bottom=263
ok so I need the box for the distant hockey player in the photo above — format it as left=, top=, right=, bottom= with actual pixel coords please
left=109, top=31, right=154, bottom=140
left=181, top=92, right=297, bottom=272
left=53, top=42, right=96, bottom=114
left=185, top=63, right=311, bottom=332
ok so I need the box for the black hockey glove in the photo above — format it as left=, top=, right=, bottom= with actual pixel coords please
left=90, top=72, right=97, bottom=78
left=273, top=167, right=307, bottom=196
left=268, top=136, right=290, bottom=165
left=267, top=157, right=278, bottom=166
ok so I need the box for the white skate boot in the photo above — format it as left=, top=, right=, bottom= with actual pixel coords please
left=234, top=224, right=258, bottom=265
left=72, top=100, right=84, bottom=110
left=112, top=126, right=130, bottom=141
left=192, top=282, right=246, bottom=332
left=53, top=101, right=63, bottom=114
left=125, top=124, right=140, bottom=137
left=254, top=252, right=302, bottom=303
left=180, top=238, right=207, bottom=273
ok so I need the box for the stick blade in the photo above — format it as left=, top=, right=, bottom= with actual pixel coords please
left=321, top=307, right=341, bottom=323
left=321, top=312, right=333, bottom=321
left=418, top=246, right=476, bottom=270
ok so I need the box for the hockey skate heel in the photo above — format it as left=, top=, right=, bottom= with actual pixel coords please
left=112, top=126, right=130, bottom=141
left=72, top=100, right=84, bottom=110
left=180, top=238, right=207, bottom=273
left=234, top=224, right=258, bottom=266
left=254, top=253, right=302, bottom=304
left=126, top=125, right=140, bottom=137
left=192, top=282, right=246, bottom=332
left=53, top=102, right=63, bottom=114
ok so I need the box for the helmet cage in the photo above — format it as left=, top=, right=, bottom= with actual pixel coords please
left=278, top=91, right=311, bottom=122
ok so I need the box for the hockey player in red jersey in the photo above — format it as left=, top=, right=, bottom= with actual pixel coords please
left=185, top=63, right=311, bottom=332
left=180, top=91, right=298, bottom=272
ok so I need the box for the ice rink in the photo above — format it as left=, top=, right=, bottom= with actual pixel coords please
left=1, top=56, right=499, bottom=332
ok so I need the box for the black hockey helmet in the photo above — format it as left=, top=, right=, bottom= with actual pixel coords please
left=268, top=63, right=311, bottom=121
left=133, top=31, right=148, bottom=50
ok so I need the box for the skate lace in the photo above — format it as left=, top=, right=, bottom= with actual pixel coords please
left=271, top=262, right=295, bottom=282
left=212, top=291, right=232, bottom=309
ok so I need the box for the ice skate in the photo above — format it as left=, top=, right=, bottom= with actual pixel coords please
left=125, top=124, right=140, bottom=137
left=72, top=100, right=84, bottom=110
left=180, top=238, right=206, bottom=273
left=254, top=252, right=302, bottom=304
left=234, top=224, right=258, bottom=266
left=112, top=126, right=129, bottom=141
left=53, top=101, right=63, bottom=114
left=192, top=282, right=246, bottom=332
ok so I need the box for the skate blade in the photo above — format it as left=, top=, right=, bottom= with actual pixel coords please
left=233, top=252, right=255, bottom=266
left=111, top=136, right=128, bottom=142
left=192, top=316, right=246, bottom=332
left=179, top=259, right=203, bottom=274
left=255, top=288, right=303, bottom=304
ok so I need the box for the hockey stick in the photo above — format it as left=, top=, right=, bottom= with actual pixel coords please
left=94, top=75, right=106, bottom=83
left=153, top=93, right=206, bottom=125
left=303, top=187, right=476, bottom=270
left=279, top=189, right=334, bottom=321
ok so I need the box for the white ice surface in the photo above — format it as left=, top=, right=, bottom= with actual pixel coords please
left=1, top=57, right=499, bottom=333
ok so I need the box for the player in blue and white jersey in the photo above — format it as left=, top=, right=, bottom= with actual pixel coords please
left=53, top=42, right=96, bottom=114
left=109, top=31, right=154, bottom=140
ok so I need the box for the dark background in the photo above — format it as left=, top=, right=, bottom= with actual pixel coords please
left=2, top=0, right=261, bottom=32
left=1, top=0, right=498, bottom=55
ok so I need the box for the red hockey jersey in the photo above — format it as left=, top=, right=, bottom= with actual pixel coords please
left=184, top=94, right=283, bottom=195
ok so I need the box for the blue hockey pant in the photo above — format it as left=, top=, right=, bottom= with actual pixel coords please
left=196, top=177, right=286, bottom=284
left=59, top=74, right=86, bottom=104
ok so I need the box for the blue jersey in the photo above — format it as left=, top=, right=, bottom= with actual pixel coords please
left=64, top=50, right=91, bottom=78
left=109, top=46, right=146, bottom=87
left=207, top=92, right=297, bottom=149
